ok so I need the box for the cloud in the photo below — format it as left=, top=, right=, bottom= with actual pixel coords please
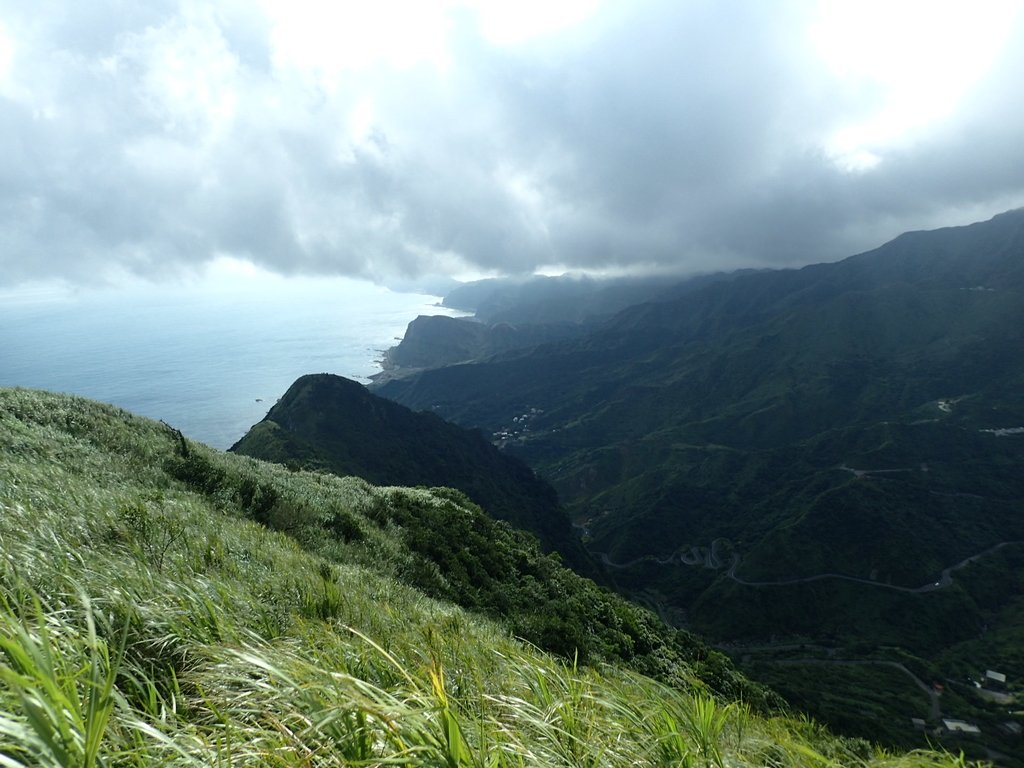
left=2, top=0, right=1024, bottom=288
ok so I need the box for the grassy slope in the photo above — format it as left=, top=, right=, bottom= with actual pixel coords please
left=0, top=387, right=972, bottom=767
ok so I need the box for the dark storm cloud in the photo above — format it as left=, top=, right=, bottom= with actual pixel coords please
left=2, top=0, right=1023, bottom=287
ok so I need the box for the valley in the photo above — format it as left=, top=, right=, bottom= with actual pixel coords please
left=365, top=210, right=1024, bottom=758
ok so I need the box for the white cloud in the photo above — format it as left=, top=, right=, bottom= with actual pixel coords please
left=811, top=0, right=1023, bottom=171
left=0, top=22, right=13, bottom=88
left=469, top=0, right=602, bottom=45
left=2, top=0, right=1024, bottom=288
left=120, top=9, right=241, bottom=138
left=263, top=0, right=455, bottom=81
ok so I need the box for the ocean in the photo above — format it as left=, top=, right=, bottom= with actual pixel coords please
left=0, top=270, right=460, bottom=449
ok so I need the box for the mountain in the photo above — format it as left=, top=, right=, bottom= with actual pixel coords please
left=4, top=386, right=946, bottom=768
left=374, top=209, right=1024, bottom=749
left=230, top=373, right=594, bottom=574
left=377, top=272, right=755, bottom=382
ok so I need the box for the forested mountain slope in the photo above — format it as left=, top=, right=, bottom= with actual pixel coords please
left=374, top=210, right=1024, bottom=751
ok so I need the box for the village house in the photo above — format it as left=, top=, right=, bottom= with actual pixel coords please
left=942, top=719, right=981, bottom=735
left=984, top=669, right=1007, bottom=689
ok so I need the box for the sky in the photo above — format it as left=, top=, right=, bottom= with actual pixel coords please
left=3, top=0, right=1024, bottom=292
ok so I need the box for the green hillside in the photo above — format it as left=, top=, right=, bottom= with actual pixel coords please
left=0, top=387, right=798, bottom=763
left=1, top=387, right=992, bottom=766
left=229, top=373, right=594, bottom=574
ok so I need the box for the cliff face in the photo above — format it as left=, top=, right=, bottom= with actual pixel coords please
left=379, top=314, right=586, bottom=375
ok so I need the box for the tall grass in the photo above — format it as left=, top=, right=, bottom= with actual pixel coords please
left=0, top=592, right=121, bottom=768
left=0, top=388, right=986, bottom=767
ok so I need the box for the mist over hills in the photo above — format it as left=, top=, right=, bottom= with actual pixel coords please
left=441, top=274, right=687, bottom=324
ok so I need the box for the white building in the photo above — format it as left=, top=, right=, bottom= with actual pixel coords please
left=942, top=719, right=981, bottom=735
left=984, top=669, right=1007, bottom=686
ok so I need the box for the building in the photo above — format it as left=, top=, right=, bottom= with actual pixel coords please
left=984, top=669, right=1007, bottom=688
left=942, top=719, right=981, bottom=735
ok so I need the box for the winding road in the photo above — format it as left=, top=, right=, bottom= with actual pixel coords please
left=596, top=540, right=1023, bottom=594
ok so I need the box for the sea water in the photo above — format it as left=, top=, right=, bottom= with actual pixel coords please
left=0, top=270, right=460, bottom=449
